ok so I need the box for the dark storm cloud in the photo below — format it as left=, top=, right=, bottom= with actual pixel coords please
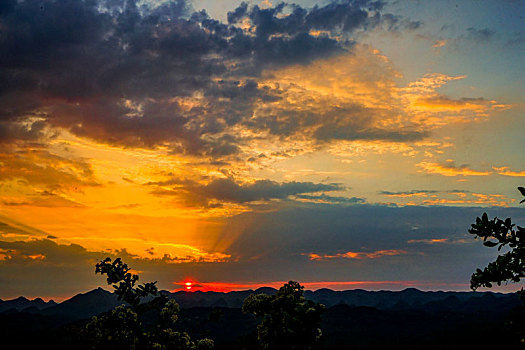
left=0, top=0, right=420, bottom=155
left=149, top=177, right=344, bottom=207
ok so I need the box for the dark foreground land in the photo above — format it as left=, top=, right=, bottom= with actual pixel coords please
left=1, top=287, right=523, bottom=349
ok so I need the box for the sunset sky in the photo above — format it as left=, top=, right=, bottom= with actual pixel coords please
left=1, top=0, right=524, bottom=300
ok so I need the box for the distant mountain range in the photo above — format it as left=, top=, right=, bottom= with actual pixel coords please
left=1, top=287, right=523, bottom=349
left=1, top=287, right=520, bottom=320
left=0, top=296, right=57, bottom=313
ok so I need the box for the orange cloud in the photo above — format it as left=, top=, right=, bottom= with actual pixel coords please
left=0, top=149, right=98, bottom=190
left=383, top=190, right=514, bottom=207
left=27, top=254, right=46, bottom=260
left=493, top=166, right=525, bottom=177
left=417, top=161, right=491, bottom=176
left=407, top=238, right=472, bottom=245
left=398, top=73, right=507, bottom=126
left=432, top=39, right=447, bottom=48
left=307, top=249, right=408, bottom=261
left=421, top=193, right=511, bottom=207
left=72, top=238, right=232, bottom=263
left=412, top=96, right=490, bottom=112
left=0, top=247, right=47, bottom=261
left=408, top=238, right=449, bottom=244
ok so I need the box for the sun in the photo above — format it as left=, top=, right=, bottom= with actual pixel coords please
left=185, top=281, right=192, bottom=290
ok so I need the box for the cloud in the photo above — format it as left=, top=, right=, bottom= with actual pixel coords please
left=420, top=193, right=511, bottom=207
left=213, top=204, right=525, bottom=283
left=0, top=149, right=99, bottom=191
left=379, top=190, right=438, bottom=198
left=378, top=189, right=513, bottom=207
left=411, top=96, right=492, bottom=112
left=407, top=238, right=468, bottom=245
left=0, top=231, right=217, bottom=297
left=0, top=118, right=48, bottom=144
left=0, top=238, right=94, bottom=264
left=407, top=238, right=449, bottom=244
left=378, top=13, right=422, bottom=32
left=295, top=194, right=365, bottom=204
left=2, top=204, right=525, bottom=298
left=0, top=235, right=231, bottom=297
left=0, top=215, right=49, bottom=239
left=417, top=160, right=491, bottom=176
left=493, top=166, right=525, bottom=177
left=432, top=39, right=447, bottom=48
left=0, top=0, right=398, bottom=156
left=149, top=177, right=344, bottom=207
left=307, top=249, right=408, bottom=261
left=1, top=191, right=86, bottom=208
left=465, top=27, right=495, bottom=43
left=245, top=47, right=435, bottom=144
left=0, top=0, right=467, bottom=163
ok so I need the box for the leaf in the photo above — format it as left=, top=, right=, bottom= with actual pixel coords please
left=518, top=187, right=525, bottom=196
left=483, top=241, right=498, bottom=247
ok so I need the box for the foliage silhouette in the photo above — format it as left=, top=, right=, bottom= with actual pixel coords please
left=242, top=281, right=325, bottom=350
left=469, top=187, right=525, bottom=343
left=85, top=257, right=214, bottom=350
left=469, top=188, right=525, bottom=292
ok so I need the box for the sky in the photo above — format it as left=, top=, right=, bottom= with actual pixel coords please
left=0, top=0, right=524, bottom=300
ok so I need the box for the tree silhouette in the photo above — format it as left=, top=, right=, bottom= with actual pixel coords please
left=242, top=281, right=325, bottom=350
left=469, top=188, right=525, bottom=293
left=469, top=187, right=525, bottom=343
left=85, top=257, right=214, bottom=350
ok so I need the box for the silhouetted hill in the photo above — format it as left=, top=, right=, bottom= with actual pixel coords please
left=167, top=289, right=275, bottom=308
left=1, top=287, right=524, bottom=349
left=41, top=287, right=122, bottom=319
left=165, top=287, right=520, bottom=310
left=0, top=296, right=57, bottom=312
left=3, top=287, right=520, bottom=319
left=303, top=287, right=510, bottom=309
left=254, top=287, right=277, bottom=294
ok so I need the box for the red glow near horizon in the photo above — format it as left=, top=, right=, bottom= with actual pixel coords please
left=171, top=280, right=472, bottom=293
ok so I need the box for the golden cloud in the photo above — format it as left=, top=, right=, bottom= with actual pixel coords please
left=417, top=160, right=491, bottom=176
left=0, top=148, right=98, bottom=190
left=493, top=166, right=525, bottom=177
left=308, top=249, right=408, bottom=261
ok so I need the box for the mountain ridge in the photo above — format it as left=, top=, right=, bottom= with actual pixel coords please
left=1, top=287, right=519, bottom=320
